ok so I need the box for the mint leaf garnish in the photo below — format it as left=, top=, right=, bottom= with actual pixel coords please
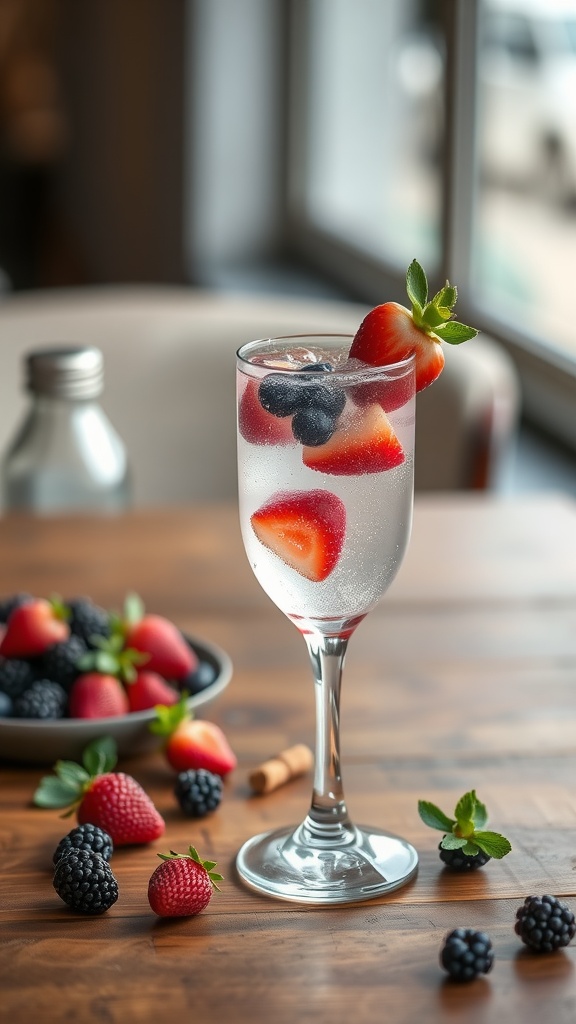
left=418, top=789, right=512, bottom=865
left=454, top=791, right=476, bottom=828
left=417, top=800, right=454, bottom=833
left=440, top=834, right=468, bottom=851
left=472, top=832, right=512, bottom=859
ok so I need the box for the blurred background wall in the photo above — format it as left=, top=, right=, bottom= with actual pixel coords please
left=0, top=0, right=187, bottom=289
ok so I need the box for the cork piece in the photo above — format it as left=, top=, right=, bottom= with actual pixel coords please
left=249, top=743, right=314, bottom=795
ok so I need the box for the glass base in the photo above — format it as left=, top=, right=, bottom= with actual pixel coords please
left=236, top=822, right=418, bottom=905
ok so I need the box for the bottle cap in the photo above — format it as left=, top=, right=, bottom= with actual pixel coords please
left=25, top=347, right=104, bottom=399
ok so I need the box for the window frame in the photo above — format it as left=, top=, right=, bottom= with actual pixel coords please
left=285, top=0, right=576, bottom=450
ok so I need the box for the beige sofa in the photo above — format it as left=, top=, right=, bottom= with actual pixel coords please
left=0, top=285, right=520, bottom=506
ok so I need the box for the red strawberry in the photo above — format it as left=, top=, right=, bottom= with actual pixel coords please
left=250, top=489, right=345, bottom=582
left=0, top=597, right=69, bottom=658
left=165, top=719, right=237, bottom=775
left=126, top=670, right=179, bottom=712
left=148, top=846, right=223, bottom=917
left=238, top=378, right=294, bottom=445
left=33, top=736, right=165, bottom=846
left=68, top=672, right=129, bottom=719
left=77, top=773, right=165, bottom=845
left=302, top=403, right=404, bottom=476
left=151, top=697, right=237, bottom=776
left=349, top=259, right=478, bottom=394
left=124, top=608, right=197, bottom=681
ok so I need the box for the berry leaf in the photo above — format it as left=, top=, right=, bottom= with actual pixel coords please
left=33, top=776, right=79, bottom=808
left=406, top=259, right=428, bottom=311
left=82, top=735, right=118, bottom=776
left=432, top=284, right=457, bottom=309
left=472, top=831, right=512, bottom=859
left=54, top=760, right=90, bottom=789
left=433, top=321, right=478, bottom=344
left=124, top=592, right=145, bottom=626
left=417, top=800, right=455, bottom=832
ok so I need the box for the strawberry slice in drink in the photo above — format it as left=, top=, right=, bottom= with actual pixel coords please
left=302, top=402, right=404, bottom=476
left=238, top=379, right=294, bottom=445
left=250, top=489, right=346, bottom=583
left=349, top=258, right=478, bottom=401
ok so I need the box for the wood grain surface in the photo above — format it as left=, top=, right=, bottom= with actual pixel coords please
left=2, top=494, right=576, bottom=1023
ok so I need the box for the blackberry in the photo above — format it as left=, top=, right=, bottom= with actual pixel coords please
left=439, top=841, right=491, bottom=872
left=181, top=659, right=218, bottom=695
left=0, top=592, right=32, bottom=623
left=66, top=597, right=111, bottom=647
left=292, top=406, right=337, bottom=446
left=14, top=679, right=68, bottom=719
left=0, top=657, right=37, bottom=698
left=53, top=823, right=114, bottom=866
left=41, top=635, right=87, bottom=690
left=440, top=928, right=494, bottom=982
left=174, top=768, right=223, bottom=818
left=515, top=895, right=576, bottom=952
left=53, top=849, right=119, bottom=915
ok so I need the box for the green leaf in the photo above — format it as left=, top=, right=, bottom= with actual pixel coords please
left=82, top=736, right=117, bottom=776
left=124, top=592, right=145, bottom=626
left=54, top=760, right=90, bottom=789
left=471, top=795, right=488, bottom=830
left=454, top=791, right=476, bottom=827
left=33, top=776, right=78, bottom=809
left=462, top=841, right=480, bottom=856
left=472, top=831, right=512, bottom=859
left=421, top=304, right=448, bottom=330
left=432, top=284, right=457, bottom=310
left=417, top=800, right=455, bottom=833
left=149, top=694, right=191, bottom=736
left=433, top=321, right=478, bottom=344
left=406, top=259, right=428, bottom=310
left=440, top=834, right=468, bottom=850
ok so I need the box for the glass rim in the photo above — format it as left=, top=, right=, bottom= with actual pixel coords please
left=236, top=334, right=416, bottom=379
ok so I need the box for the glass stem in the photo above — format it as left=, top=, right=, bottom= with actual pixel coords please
left=300, top=633, right=355, bottom=847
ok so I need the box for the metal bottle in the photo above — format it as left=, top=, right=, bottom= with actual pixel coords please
left=1, top=346, right=130, bottom=512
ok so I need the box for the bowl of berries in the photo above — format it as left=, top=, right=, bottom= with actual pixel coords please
left=0, top=592, right=233, bottom=764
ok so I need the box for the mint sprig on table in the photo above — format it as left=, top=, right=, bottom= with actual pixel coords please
left=418, top=789, right=512, bottom=860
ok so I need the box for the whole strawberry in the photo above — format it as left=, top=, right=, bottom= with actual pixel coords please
left=120, top=593, right=197, bottom=680
left=0, top=596, right=69, bottom=658
left=68, top=672, right=129, bottom=719
left=126, top=670, right=179, bottom=713
left=150, top=695, right=237, bottom=776
left=33, top=736, right=165, bottom=846
left=349, top=259, right=478, bottom=396
left=148, top=846, right=222, bottom=917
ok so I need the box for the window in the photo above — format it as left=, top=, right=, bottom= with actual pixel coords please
left=287, top=0, right=576, bottom=448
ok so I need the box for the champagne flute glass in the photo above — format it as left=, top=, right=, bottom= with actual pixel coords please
left=236, top=334, right=418, bottom=904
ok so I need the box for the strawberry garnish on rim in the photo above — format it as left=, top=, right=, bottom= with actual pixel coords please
left=349, top=259, right=478, bottom=394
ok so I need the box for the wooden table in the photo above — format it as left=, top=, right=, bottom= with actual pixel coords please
left=2, top=494, right=576, bottom=1023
